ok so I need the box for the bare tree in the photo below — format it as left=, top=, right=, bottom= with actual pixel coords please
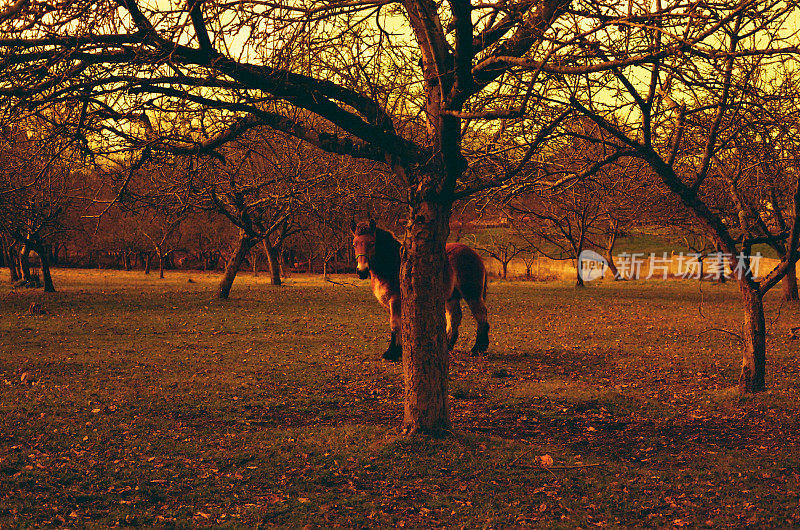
left=4, top=0, right=797, bottom=423
left=190, top=130, right=365, bottom=297
left=0, top=117, right=84, bottom=291
left=549, top=2, right=800, bottom=392
left=498, top=117, right=648, bottom=286
left=469, top=231, right=528, bottom=280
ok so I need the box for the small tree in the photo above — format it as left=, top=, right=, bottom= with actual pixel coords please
left=469, top=232, right=528, bottom=280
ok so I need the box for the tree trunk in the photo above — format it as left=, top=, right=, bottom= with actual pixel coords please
left=606, top=256, right=619, bottom=280
left=143, top=253, right=151, bottom=275
left=218, top=232, right=255, bottom=299
left=158, top=250, right=165, bottom=279
left=124, top=251, right=132, bottom=271
left=782, top=266, right=799, bottom=301
left=399, top=200, right=451, bottom=435
left=738, top=281, right=766, bottom=393
left=264, top=240, right=282, bottom=286
left=32, top=243, right=55, bottom=292
left=501, top=261, right=508, bottom=279
left=575, top=267, right=585, bottom=288
left=20, top=245, right=31, bottom=283
left=605, top=223, right=620, bottom=280
left=2, top=238, right=19, bottom=282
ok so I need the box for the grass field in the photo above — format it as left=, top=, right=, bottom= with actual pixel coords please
left=2, top=269, right=800, bottom=527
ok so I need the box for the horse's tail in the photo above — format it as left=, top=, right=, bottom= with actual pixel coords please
left=482, top=267, right=488, bottom=301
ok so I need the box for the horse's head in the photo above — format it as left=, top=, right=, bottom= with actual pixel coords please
left=351, top=219, right=376, bottom=279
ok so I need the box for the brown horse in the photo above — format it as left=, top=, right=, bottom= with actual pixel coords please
left=351, top=220, right=490, bottom=362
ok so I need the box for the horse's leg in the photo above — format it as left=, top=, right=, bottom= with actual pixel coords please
left=383, top=295, right=402, bottom=362
left=465, top=297, right=490, bottom=355
left=446, top=297, right=462, bottom=351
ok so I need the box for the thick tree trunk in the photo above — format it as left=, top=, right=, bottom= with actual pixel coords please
left=501, top=261, right=508, bottom=279
left=399, top=200, right=451, bottom=435
left=264, top=240, right=282, bottom=286
left=575, top=265, right=585, bottom=288
left=33, top=243, right=55, bottom=292
left=738, top=282, right=766, bottom=393
left=124, top=251, right=132, bottom=271
left=782, top=266, right=799, bottom=301
left=158, top=251, right=165, bottom=279
left=218, top=232, right=255, bottom=299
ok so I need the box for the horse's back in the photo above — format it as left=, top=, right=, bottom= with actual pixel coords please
left=446, top=243, right=486, bottom=301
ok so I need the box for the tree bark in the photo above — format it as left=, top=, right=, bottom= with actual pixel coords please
left=605, top=227, right=620, bottom=280
left=218, top=232, right=255, bottom=299
left=264, top=240, right=282, bottom=286
left=32, top=243, right=55, bottom=292
left=738, top=281, right=766, bottom=393
left=782, top=266, right=799, bottom=301
left=399, top=199, right=451, bottom=435
left=606, top=256, right=619, bottom=280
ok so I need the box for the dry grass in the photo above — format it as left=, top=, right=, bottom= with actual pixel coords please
left=1, top=269, right=800, bottom=527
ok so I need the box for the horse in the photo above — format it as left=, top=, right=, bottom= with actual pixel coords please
left=351, top=219, right=490, bottom=362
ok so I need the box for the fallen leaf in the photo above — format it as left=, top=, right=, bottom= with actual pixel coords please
left=537, top=455, right=554, bottom=468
